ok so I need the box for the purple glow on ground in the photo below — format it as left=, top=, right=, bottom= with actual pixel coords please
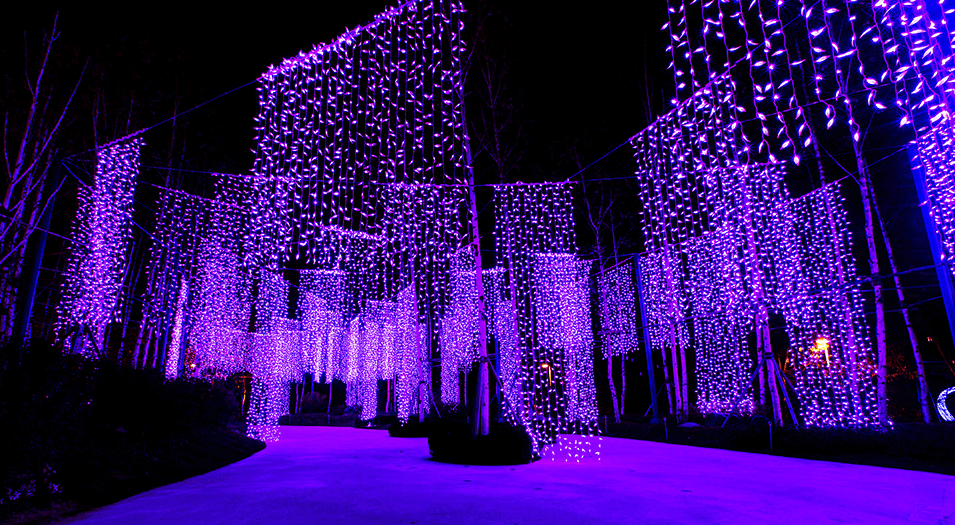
left=64, top=427, right=955, bottom=524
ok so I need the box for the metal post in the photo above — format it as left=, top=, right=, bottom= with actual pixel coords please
left=12, top=160, right=62, bottom=347
left=908, top=144, right=955, bottom=348
left=634, top=256, right=661, bottom=423
left=177, top=281, right=192, bottom=376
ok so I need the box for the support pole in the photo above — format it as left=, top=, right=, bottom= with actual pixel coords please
left=12, top=160, right=62, bottom=348
left=177, top=281, right=192, bottom=376
left=908, top=144, right=955, bottom=348
left=461, top=87, right=489, bottom=439
left=634, top=256, right=661, bottom=423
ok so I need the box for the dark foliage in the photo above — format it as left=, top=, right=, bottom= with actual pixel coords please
left=428, top=420, right=535, bottom=465
left=355, top=414, right=398, bottom=429
left=299, top=391, right=328, bottom=413
left=389, top=417, right=440, bottom=438
left=279, top=404, right=357, bottom=427
left=0, top=341, right=263, bottom=523
left=607, top=418, right=955, bottom=475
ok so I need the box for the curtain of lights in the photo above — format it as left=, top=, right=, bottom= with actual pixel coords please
left=533, top=253, right=597, bottom=431
left=661, top=0, right=955, bottom=299
left=661, top=0, right=955, bottom=248
left=597, top=263, right=639, bottom=358
left=188, top=175, right=254, bottom=376
left=887, top=0, right=955, bottom=261
left=775, top=183, right=879, bottom=427
left=144, top=188, right=212, bottom=378
left=245, top=0, right=472, bottom=436
left=440, top=247, right=480, bottom=407
left=57, top=136, right=142, bottom=354
left=914, top=125, right=955, bottom=271
left=493, top=184, right=598, bottom=455
left=631, top=74, right=876, bottom=424
left=246, top=272, right=296, bottom=441
left=633, top=0, right=947, bottom=426
left=483, top=267, right=520, bottom=417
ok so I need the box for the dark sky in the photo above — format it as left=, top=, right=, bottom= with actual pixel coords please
left=3, top=1, right=669, bottom=185
left=4, top=2, right=947, bottom=379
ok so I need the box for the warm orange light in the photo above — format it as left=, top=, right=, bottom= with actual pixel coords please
left=812, top=337, right=830, bottom=366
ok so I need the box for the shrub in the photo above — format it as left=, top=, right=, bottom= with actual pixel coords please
left=389, top=417, right=438, bottom=437
left=300, top=391, right=328, bottom=413
left=355, top=414, right=397, bottom=429
left=0, top=340, right=246, bottom=515
left=0, top=341, right=96, bottom=507
left=428, top=419, right=534, bottom=465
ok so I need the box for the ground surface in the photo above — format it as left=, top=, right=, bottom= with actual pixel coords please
left=63, top=426, right=955, bottom=524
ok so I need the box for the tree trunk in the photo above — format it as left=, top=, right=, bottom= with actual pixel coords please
left=131, top=321, right=148, bottom=369
left=661, top=342, right=675, bottom=416
left=120, top=239, right=148, bottom=364
left=761, top=323, right=783, bottom=426
left=149, top=326, right=161, bottom=369
left=679, top=337, right=688, bottom=419
left=661, top=245, right=684, bottom=419
left=856, top=157, right=888, bottom=426
left=758, top=366, right=766, bottom=409
left=607, top=356, right=620, bottom=423
left=327, top=380, right=334, bottom=422
left=873, top=190, right=932, bottom=422
left=413, top=299, right=428, bottom=423
left=620, top=355, right=626, bottom=416
left=385, top=379, right=392, bottom=414
left=669, top=323, right=683, bottom=418
left=739, top=170, right=778, bottom=423
left=599, top=263, right=621, bottom=423
left=464, top=150, right=490, bottom=438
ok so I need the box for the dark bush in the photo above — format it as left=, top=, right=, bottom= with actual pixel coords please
left=428, top=419, right=535, bottom=465
left=300, top=391, right=328, bottom=413
left=84, top=360, right=238, bottom=439
left=605, top=417, right=955, bottom=475
left=355, top=413, right=397, bottom=429
left=0, top=340, right=254, bottom=520
left=0, top=341, right=96, bottom=508
left=389, top=417, right=439, bottom=437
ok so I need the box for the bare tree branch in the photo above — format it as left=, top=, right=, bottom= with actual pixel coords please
left=17, top=59, right=87, bottom=190
left=3, top=114, right=11, bottom=179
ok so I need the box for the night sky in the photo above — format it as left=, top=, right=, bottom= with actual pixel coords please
left=0, top=2, right=932, bottom=295
left=2, top=1, right=948, bottom=420
left=3, top=1, right=668, bottom=185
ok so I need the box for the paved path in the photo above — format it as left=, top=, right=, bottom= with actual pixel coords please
left=64, top=426, right=955, bottom=524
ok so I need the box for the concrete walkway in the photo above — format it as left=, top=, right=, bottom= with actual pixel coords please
left=64, top=426, right=955, bottom=524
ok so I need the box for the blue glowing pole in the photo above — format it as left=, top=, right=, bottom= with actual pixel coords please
left=634, top=256, right=660, bottom=423
left=12, top=160, right=61, bottom=348
left=909, top=143, right=955, bottom=349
